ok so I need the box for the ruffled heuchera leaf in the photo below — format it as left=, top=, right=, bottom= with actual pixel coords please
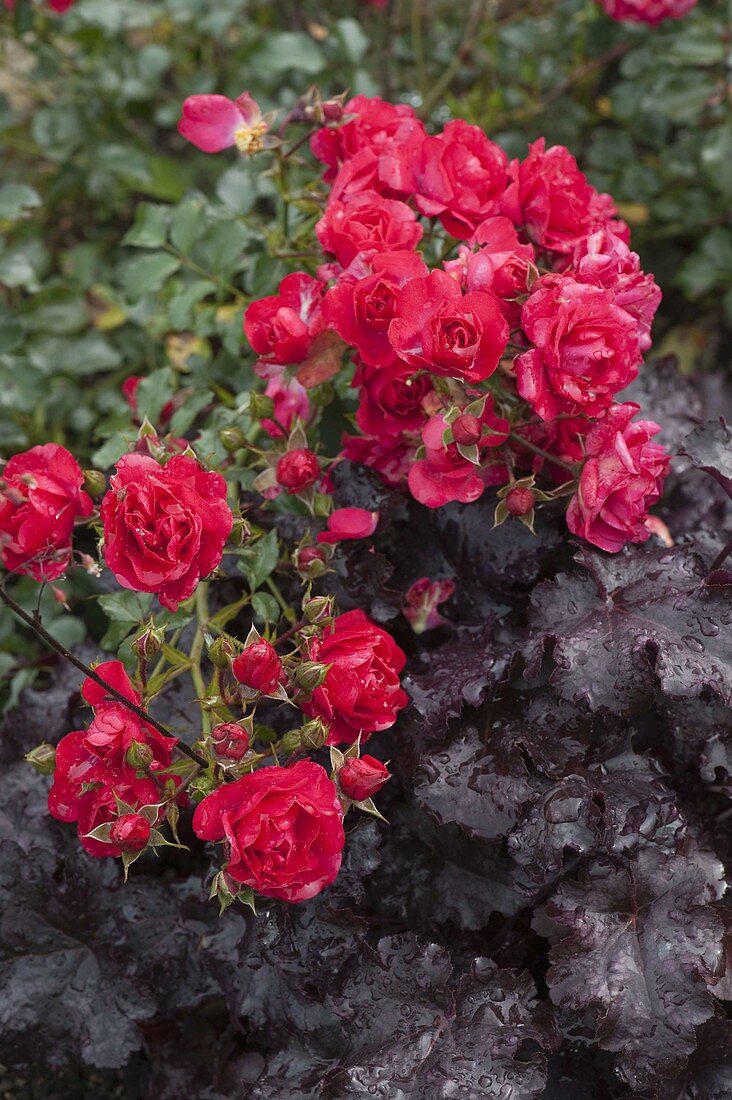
left=623, top=355, right=703, bottom=452
left=679, top=418, right=732, bottom=497
left=323, top=936, right=558, bottom=1098
left=525, top=545, right=732, bottom=713
left=538, top=848, right=726, bottom=1091
left=656, top=1016, right=732, bottom=1100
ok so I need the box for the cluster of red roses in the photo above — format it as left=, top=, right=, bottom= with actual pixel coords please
left=359, top=0, right=699, bottom=24
left=213, top=94, right=670, bottom=554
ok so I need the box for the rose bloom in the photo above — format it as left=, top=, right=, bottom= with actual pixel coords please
left=341, top=432, right=416, bottom=489
left=354, top=358, right=433, bottom=440
left=262, top=374, right=311, bottom=439
left=275, top=448, right=321, bottom=493
left=414, top=120, right=509, bottom=239
left=408, top=405, right=509, bottom=508
left=78, top=659, right=176, bottom=769
left=446, top=217, right=536, bottom=325
left=302, top=609, right=408, bottom=745
left=515, top=274, right=641, bottom=421
left=502, top=138, right=622, bottom=256
left=178, top=91, right=267, bottom=155
left=338, top=755, right=391, bottom=801
left=211, top=722, right=251, bottom=761
left=316, top=189, right=422, bottom=268
left=388, top=269, right=509, bottom=384
left=571, top=228, right=661, bottom=353
left=567, top=403, right=670, bottom=553
left=244, top=273, right=325, bottom=365
left=317, top=507, right=379, bottom=545
left=232, top=640, right=284, bottom=695
left=110, top=813, right=151, bottom=853
left=0, top=444, right=93, bottom=582
left=310, top=94, right=424, bottom=187
left=5, top=0, right=75, bottom=10
left=101, top=453, right=233, bottom=612
left=598, top=0, right=697, bottom=22
left=193, top=760, right=345, bottom=903
left=323, top=250, right=428, bottom=368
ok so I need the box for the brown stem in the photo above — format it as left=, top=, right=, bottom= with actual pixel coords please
left=507, top=431, right=576, bottom=474
left=0, top=582, right=208, bottom=769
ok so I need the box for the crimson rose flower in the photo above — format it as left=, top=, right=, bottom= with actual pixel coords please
left=244, top=273, right=325, bottom=365
left=414, top=120, right=509, bottom=239
left=101, top=453, right=233, bottom=611
left=515, top=275, right=641, bottom=421
left=598, top=0, right=697, bottom=22
left=446, top=217, right=536, bottom=324
left=310, top=95, right=423, bottom=189
left=408, top=406, right=509, bottom=508
left=193, top=760, right=345, bottom=903
left=388, top=269, right=509, bottom=384
left=302, top=609, right=407, bottom=745
left=232, top=640, right=284, bottom=695
left=0, top=444, right=93, bottom=582
left=275, top=448, right=321, bottom=493
left=338, top=755, right=391, bottom=801
left=566, top=403, right=670, bottom=553
left=354, top=358, right=433, bottom=440
left=316, top=189, right=422, bottom=268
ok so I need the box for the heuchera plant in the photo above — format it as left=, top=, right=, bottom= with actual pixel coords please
left=1, top=87, right=730, bottom=1096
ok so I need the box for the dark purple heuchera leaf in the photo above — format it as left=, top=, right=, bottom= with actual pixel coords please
left=525, top=545, right=732, bottom=714
left=679, top=419, right=732, bottom=498
left=538, top=847, right=726, bottom=1091
left=323, top=936, right=558, bottom=1098
left=655, top=1016, right=732, bottom=1100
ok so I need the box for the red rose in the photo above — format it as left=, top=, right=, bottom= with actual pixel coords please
left=0, top=444, right=93, bottom=582
left=598, top=0, right=697, bottom=22
left=109, top=813, right=151, bottom=853
left=341, top=433, right=415, bottom=489
left=302, top=609, right=407, bottom=745
left=388, top=269, right=509, bottom=384
left=310, top=95, right=423, bottom=190
left=571, top=228, right=661, bottom=352
left=244, top=273, right=325, bottom=365
left=338, top=755, right=391, bottom=801
left=211, top=722, right=251, bottom=761
left=262, top=374, right=311, bottom=439
left=316, top=190, right=422, bottom=268
left=101, top=453, right=233, bottom=612
left=446, top=217, right=536, bottom=324
left=232, top=640, right=284, bottom=695
left=193, top=760, right=345, bottom=903
left=275, top=448, right=321, bottom=493
left=323, top=250, right=428, bottom=368
left=178, top=91, right=266, bottom=155
left=414, top=120, right=509, bottom=239
left=566, top=403, right=670, bottom=553
left=317, top=507, right=379, bottom=545
left=503, top=138, right=620, bottom=255
left=408, top=402, right=510, bottom=508
left=354, top=358, right=432, bottom=440
left=515, top=274, right=641, bottom=421
left=83, top=703, right=174, bottom=770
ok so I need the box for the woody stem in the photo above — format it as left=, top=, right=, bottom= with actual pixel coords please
left=507, top=432, right=577, bottom=474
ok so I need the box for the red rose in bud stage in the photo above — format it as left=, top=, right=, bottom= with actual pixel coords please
left=388, top=270, right=509, bottom=384
left=316, top=190, right=423, bottom=268
left=322, top=250, right=428, bottom=368
left=338, top=755, right=391, bottom=802
left=211, top=722, right=251, bottom=761
left=302, top=609, right=407, bottom=745
left=414, top=120, right=509, bottom=239
left=354, top=358, right=433, bottom=440
left=502, top=138, right=624, bottom=256
left=0, top=444, right=93, bottom=582
left=566, top=403, right=670, bottom=553
left=244, top=273, right=325, bottom=365
left=505, top=486, right=535, bottom=516
left=317, top=507, right=379, bottom=545
left=515, top=275, right=641, bottom=422
left=178, top=91, right=267, bottom=155
left=295, top=544, right=327, bottom=576
left=408, top=402, right=509, bottom=508
left=101, top=453, right=233, bottom=612
left=275, top=448, right=321, bottom=493
left=232, top=640, right=284, bottom=695
left=598, top=0, right=697, bottom=22
left=110, top=813, right=151, bottom=853
left=571, top=228, right=661, bottom=352
left=193, top=760, right=345, bottom=903
left=402, top=576, right=455, bottom=633
left=310, top=94, right=424, bottom=188
left=451, top=414, right=483, bottom=446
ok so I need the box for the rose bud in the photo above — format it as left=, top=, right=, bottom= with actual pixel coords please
left=248, top=392, right=276, bottom=421
left=25, top=742, right=56, bottom=776
left=232, top=640, right=284, bottom=695
left=294, top=544, right=327, bottom=579
left=505, top=486, right=535, bottom=516
left=82, top=468, right=107, bottom=498
left=300, top=718, right=330, bottom=749
left=339, top=756, right=391, bottom=802
left=295, top=660, right=330, bottom=692
left=302, top=595, right=334, bottom=624
left=110, top=813, right=151, bottom=853
left=275, top=448, right=321, bottom=494
left=125, top=740, right=155, bottom=770
left=219, top=426, right=248, bottom=452
left=452, top=414, right=482, bottom=446
left=211, top=722, right=250, bottom=761
left=208, top=634, right=236, bottom=669
left=132, top=622, right=164, bottom=659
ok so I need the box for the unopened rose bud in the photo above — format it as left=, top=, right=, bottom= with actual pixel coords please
left=228, top=518, right=252, bottom=547
left=211, top=722, right=250, bottom=761
left=125, top=740, right=154, bottom=770
left=219, top=426, right=248, bottom=453
left=452, top=414, right=482, bottom=446
left=300, top=718, right=329, bottom=749
left=82, top=468, right=107, bottom=498
left=208, top=634, right=235, bottom=670
left=302, top=595, right=334, bottom=625
left=338, top=756, right=391, bottom=802
left=232, top=639, right=284, bottom=695
left=294, top=544, right=328, bottom=579
left=276, top=448, right=320, bottom=494
left=505, top=486, right=535, bottom=516
left=249, top=392, right=276, bottom=420
left=189, top=773, right=217, bottom=801
left=322, top=99, right=345, bottom=122
left=25, top=742, right=56, bottom=776
left=295, top=660, right=330, bottom=692
left=110, top=812, right=151, bottom=852
left=132, top=622, right=164, bottom=659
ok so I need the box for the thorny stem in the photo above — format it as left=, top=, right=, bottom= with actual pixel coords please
left=0, top=582, right=208, bottom=769
left=507, top=431, right=577, bottom=474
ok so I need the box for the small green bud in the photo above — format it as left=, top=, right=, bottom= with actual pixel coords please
left=294, top=660, right=330, bottom=692
left=125, top=740, right=154, bottom=770
left=300, top=718, right=329, bottom=750
left=25, top=742, right=56, bottom=776
left=208, top=634, right=235, bottom=670
left=219, top=426, right=248, bottom=452
left=132, top=621, right=164, bottom=659
left=82, top=469, right=107, bottom=498
left=277, top=729, right=302, bottom=755
left=228, top=517, right=252, bottom=547
left=302, top=595, right=334, bottom=625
